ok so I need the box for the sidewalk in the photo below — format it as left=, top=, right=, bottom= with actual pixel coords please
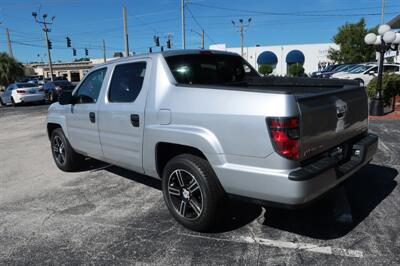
left=369, top=111, right=400, bottom=120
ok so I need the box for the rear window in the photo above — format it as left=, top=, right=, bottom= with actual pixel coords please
left=16, top=83, right=36, bottom=88
left=165, top=53, right=258, bottom=86
left=54, top=81, right=72, bottom=86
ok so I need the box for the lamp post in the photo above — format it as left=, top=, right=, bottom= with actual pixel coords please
left=364, top=24, right=400, bottom=116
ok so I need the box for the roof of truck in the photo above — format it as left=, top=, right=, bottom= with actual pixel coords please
left=93, top=49, right=238, bottom=69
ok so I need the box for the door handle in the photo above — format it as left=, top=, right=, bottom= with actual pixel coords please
left=130, top=114, right=139, bottom=127
left=89, top=112, right=96, bottom=123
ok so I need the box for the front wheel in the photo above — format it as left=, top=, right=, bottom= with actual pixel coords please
left=162, top=154, right=227, bottom=232
left=50, top=128, right=83, bottom=171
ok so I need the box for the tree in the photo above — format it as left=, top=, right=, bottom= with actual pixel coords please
left=328, top=18, right=377, bottom=64
left=258, top=64, right=273, bottom=75
left=367, top=73, right=400, bottom=105
left=0, top=53, right=24, bottom=86
left=288, top=63, right=305, bottom=77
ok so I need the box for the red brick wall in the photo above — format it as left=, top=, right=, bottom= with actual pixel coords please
left=395, top=96, right=400, bottom=111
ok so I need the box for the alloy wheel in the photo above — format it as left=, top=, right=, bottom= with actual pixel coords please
left=52, top=135, right=66, bottom=165
left=167, top=169, right=203, bottom=220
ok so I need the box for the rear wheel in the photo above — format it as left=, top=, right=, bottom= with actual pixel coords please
left=162, top=154, right=227, bottom=232
left=50, top=128, right=83, bottom=171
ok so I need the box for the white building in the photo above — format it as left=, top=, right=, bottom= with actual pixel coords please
left=210, top=43, right=339, bottom=76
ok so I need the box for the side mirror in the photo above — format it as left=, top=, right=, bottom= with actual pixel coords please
left=59, top=91, right=74, bottom=105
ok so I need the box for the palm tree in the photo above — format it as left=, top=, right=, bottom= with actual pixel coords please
left=0, top=53, right=24, bottom=86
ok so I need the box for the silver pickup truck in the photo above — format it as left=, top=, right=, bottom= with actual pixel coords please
left=47, top=50, right=378, bottom=231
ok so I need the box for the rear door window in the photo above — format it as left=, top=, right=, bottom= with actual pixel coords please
left=108, top=62, right=147, bottom=103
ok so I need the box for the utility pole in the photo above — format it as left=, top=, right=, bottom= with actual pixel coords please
left=32, top=12, right=55, bottom=81
left=102, top=39, right=106, bottom=62
left=181, top=0, right=186, bottom=49
left=123, top=5, right=129, bottom=57
left=191, top=29, right=204, bottom=49
left=381, top=0, right=385, bottom=24
left=232, top=18, right=252, bottom=57
left=5, top=28, right=13, bottom=58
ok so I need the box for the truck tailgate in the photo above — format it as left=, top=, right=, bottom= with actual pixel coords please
left=296, top=86, right=368, bottom=161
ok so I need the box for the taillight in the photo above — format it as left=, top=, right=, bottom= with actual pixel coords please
left=267, top=117, right=300, bottom=160
left=16, top=89, right=26, bottom=94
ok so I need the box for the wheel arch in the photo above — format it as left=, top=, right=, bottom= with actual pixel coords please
left=155, top=142, right=209, bottom=178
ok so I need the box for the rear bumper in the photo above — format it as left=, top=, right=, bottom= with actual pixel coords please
left=215, top=133, right=378, bottom=208
left=16, top=93, right=45, bottom=103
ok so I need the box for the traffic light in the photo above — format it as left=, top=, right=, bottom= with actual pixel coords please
left=161, top=46, right=164, bottom=52
left=66, top=37, right=71, bottom=47
left=166, top=39, right=171, bottom=49
left=47, top=40, right=52, bottom=49
left=85, top=48, right=88, bottom=56
left=154, top=36, right=160, bottom=46
left=149, top=47, right=152, bottom=53
left=72, top=48, right=77, bottom=56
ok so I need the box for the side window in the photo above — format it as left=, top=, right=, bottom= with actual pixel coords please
left=383, top=65, right=398, bottom=73
left=108, top=62, right=147, bottom=103
left=74, top=68, right=107, bottom=104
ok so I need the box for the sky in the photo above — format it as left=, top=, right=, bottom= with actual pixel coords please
left=0, top=0, right=399, bottom=63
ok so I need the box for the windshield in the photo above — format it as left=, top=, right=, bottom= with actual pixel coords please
left=348, top=65, right=372, bottom=74
left=165, top=53, right=258, bottom=85
left=16, top=83, right=36, bottom=88
left=54, top=81, right=72, bottom=86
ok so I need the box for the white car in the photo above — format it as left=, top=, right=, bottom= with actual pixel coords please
left=331, top=63, right=400, bottom=86
left=0, top=83, right=45, bottom=106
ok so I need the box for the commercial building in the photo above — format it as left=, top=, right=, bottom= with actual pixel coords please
left=210, top=43, right=339, bottom=76
left=26, top=58, right=117, bottom=82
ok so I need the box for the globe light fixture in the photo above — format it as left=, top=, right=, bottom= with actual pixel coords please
left=378, top=24, right=391, bottom=35
left=383, top=31, right=396, bottom=43
left=364, top=33, right=377, bottom=45
left=364, top=24, right=399, bottom=116
left=393, top=33, right=400, bottom=44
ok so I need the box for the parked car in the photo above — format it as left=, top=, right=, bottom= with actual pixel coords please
left=47, top=50, right=377, bottom=231
left=311, top=64, right=346, bottom=78
left=43, top=80, right=76, bottom=102
left=331, top=63, right=400, bottom=86
left=0, top=83, right=45, bottom=106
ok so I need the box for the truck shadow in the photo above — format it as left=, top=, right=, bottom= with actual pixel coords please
left=76, top=160, right=397, bottom=238
left=261, top=164, right=398, bottom=240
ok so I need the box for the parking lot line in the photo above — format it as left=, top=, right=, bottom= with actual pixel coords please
left=180, top=233, right=364, bottom=258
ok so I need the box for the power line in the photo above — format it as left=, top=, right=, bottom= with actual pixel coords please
left=186, top=5, right=216, bottom=45
left=190, top=2, right=394, bottom=17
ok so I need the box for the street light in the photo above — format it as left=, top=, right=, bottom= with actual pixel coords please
left=364, top=24, right=400, bottom=116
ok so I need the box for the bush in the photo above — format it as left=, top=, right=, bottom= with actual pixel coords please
left=366, top=73, right=400, bottom=105
left=287, top=63, right=305, bottom=77
left=258, top=64, right=273, bottom=75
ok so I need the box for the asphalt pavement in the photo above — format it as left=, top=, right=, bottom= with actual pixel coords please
left=0, top=104, right=399, bottom=265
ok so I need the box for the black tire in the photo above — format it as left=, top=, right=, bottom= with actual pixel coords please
left=0, top=98, right=3, bottom=107
left=162, top=154, right=227, bottom=232
left=50, top=128, right=83, bottom=171
left=11, top=97, right=16, bottom=107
